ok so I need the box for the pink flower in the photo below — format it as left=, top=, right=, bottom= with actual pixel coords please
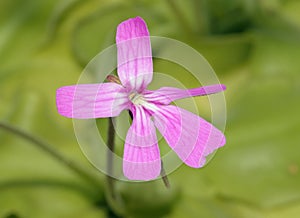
left=56, top=17, right=226, bottom=181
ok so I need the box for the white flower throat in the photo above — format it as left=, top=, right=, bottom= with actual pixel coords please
left=129, top=92, right=146, bottom=105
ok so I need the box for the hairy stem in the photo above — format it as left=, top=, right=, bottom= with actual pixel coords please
left=0, top=122, right=102, bottom=190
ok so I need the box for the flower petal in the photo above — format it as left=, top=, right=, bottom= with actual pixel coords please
left=56, top=83, right=129, bottom=119
left=144, top=84, right=226, bottom=105
left=123, top=106, right=161, bottom=180
left=153, top=105, right=225, bottom=168
left=116, top=16, right=153, bottom=92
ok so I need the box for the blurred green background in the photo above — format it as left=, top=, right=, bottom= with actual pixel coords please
left=1, top=0, right=300, bottom=217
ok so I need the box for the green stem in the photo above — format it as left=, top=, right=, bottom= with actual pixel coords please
left=160, top=160, right=170, bottom=189
left=106, top=117, right=116, bottom=199
left=0, top=121, right=102, bottom=190
left=105, top=118, right=125, bottom=216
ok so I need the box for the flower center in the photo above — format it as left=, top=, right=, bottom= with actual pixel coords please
left=129, top=92, right=145, bottom=105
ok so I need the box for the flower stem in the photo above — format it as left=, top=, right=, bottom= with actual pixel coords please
left=105, top=117, right=125, bottom=216
left=160, top=160, right=170, bottom=189
left=106, top=117, right=116, bottom=199
left=0, top=121, right=103, bottom=190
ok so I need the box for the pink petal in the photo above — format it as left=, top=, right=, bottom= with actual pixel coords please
left=144, top=84, right=226, bottom=105
left=153, top=105, right=225, bottom=168
left=123, top=105, right=161, bottom=180
left=56, top=83, right=129, bottom=119
left=116, top=16, right=153, bottom=92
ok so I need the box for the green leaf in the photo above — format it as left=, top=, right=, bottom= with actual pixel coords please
left=250, top=33, right=300, bottom=77
left=204, top=76, right=300, bottom=208
left=0, top=186, right=105, bottom=218
left=116, top=180, right=179, bottom=218
left=0, top=0, right=60, bottom=71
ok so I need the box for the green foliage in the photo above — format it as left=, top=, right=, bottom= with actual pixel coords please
left=0, top=0, right=300, bottom=217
